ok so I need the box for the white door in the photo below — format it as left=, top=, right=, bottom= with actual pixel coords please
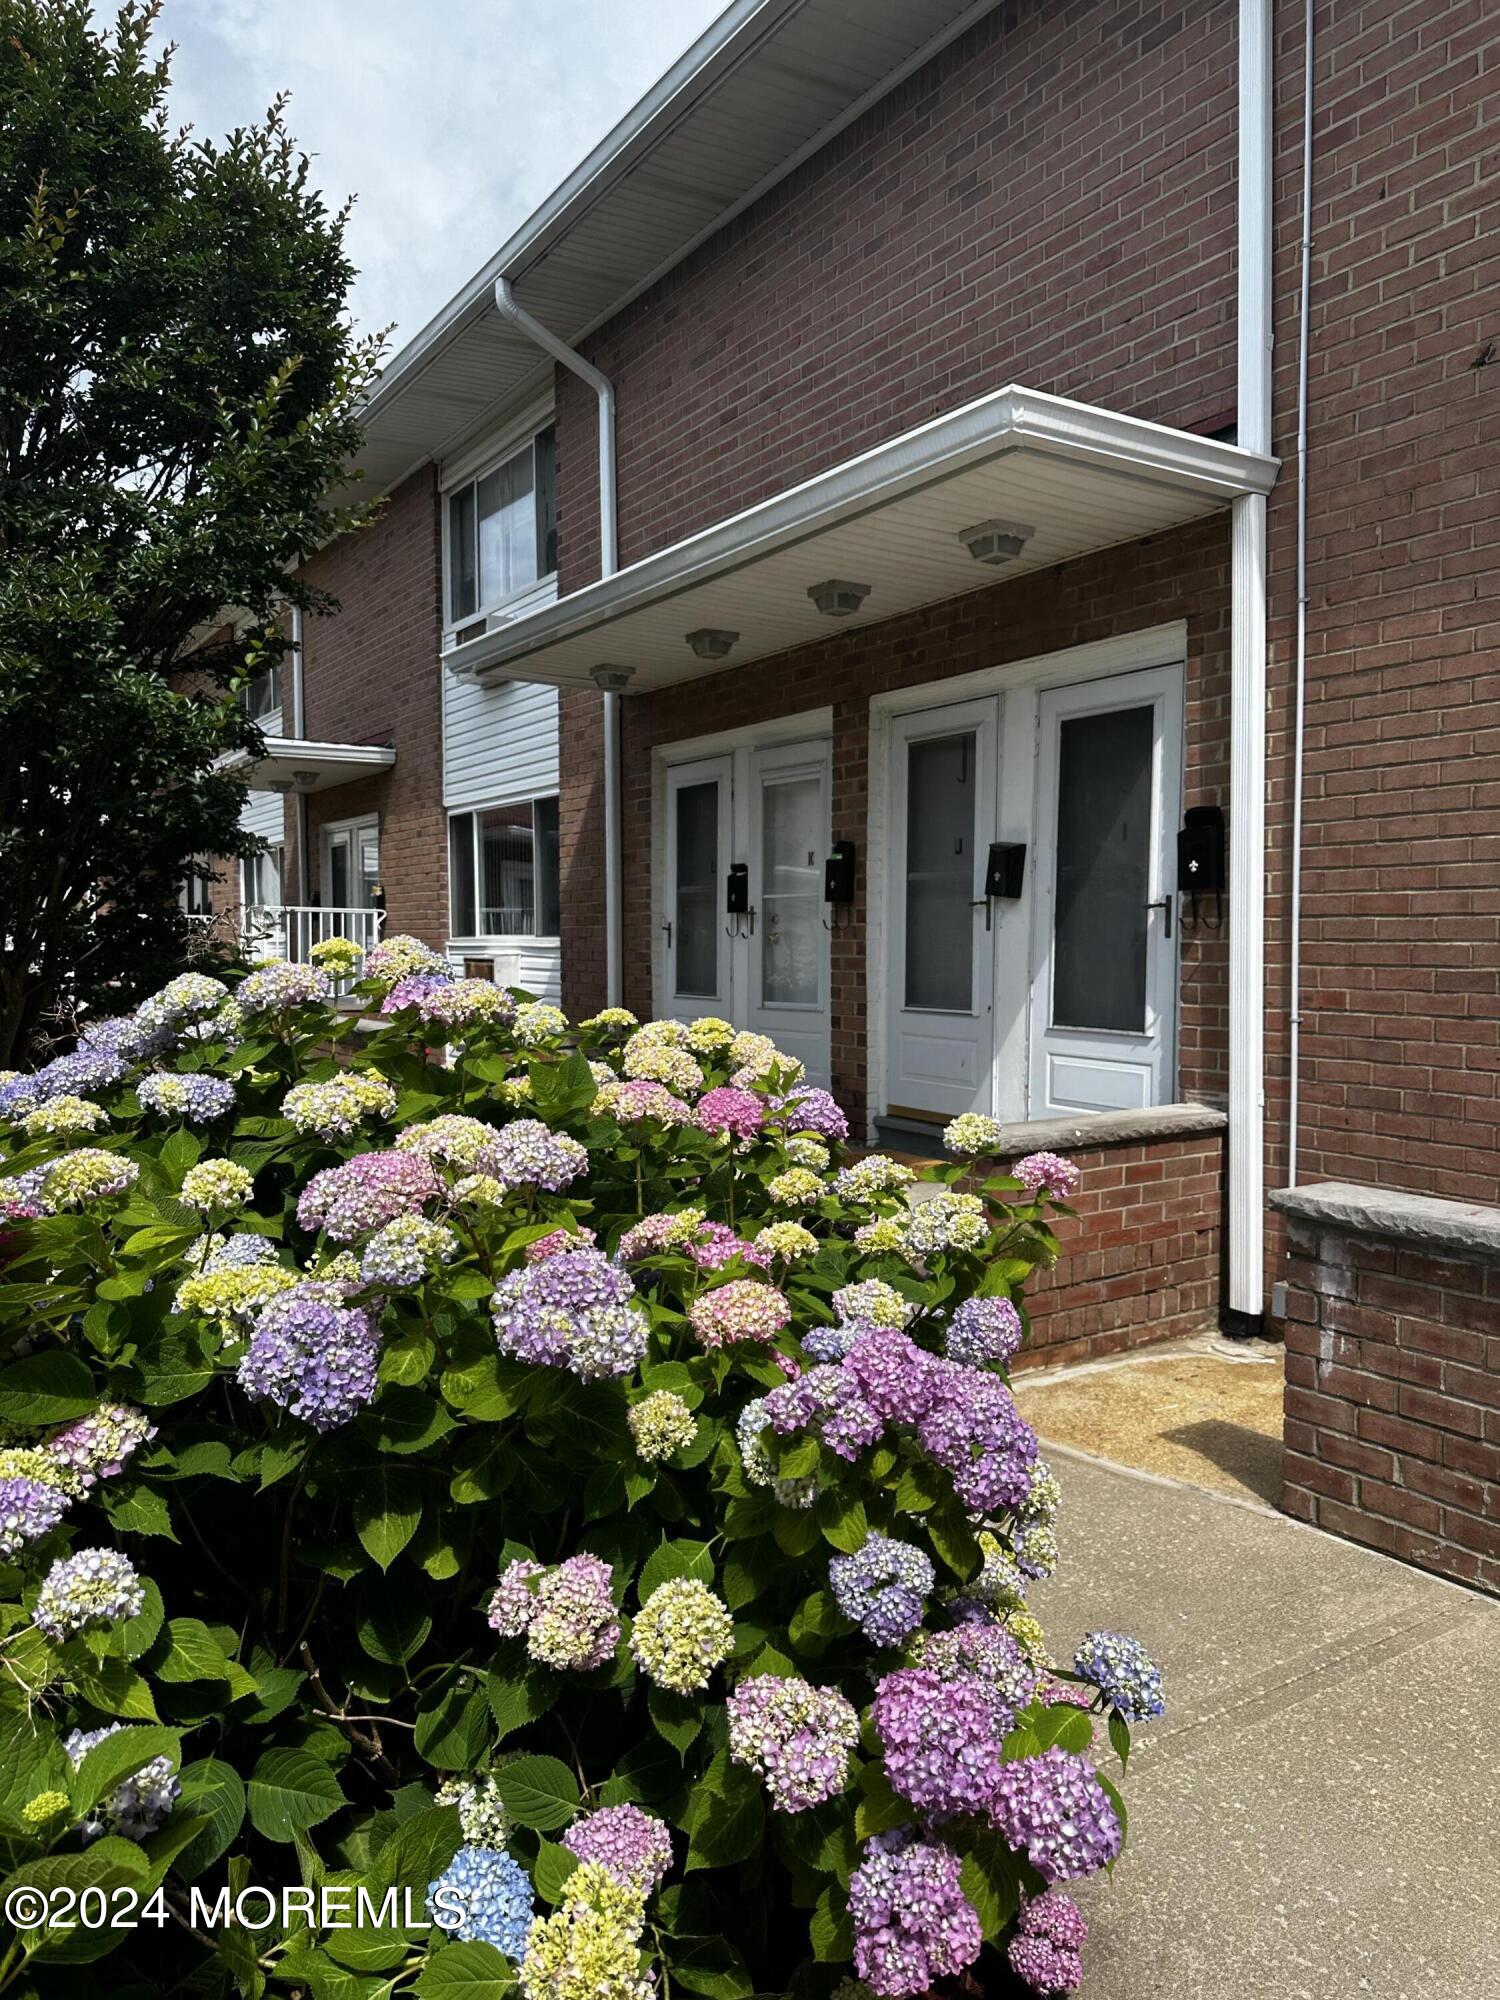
left=886, top=698, right=1000, bottom=1122
left=745, top=740, right=832, bottom=1082
left=324, top=818, right=380, bottom=912
left=664, top=758, right=733, bottom=1022
left=1029, top=670, right=1181, bottom=1115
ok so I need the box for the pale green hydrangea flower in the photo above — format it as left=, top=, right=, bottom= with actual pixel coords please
left=630, top=1577, right=734, bottom=1694
left=627, top=1391, right=698, bottom=1465
left=180, top=1159, right=254, bottom=1215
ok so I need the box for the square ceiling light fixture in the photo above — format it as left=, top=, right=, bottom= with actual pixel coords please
left=686, top=628, right=739, bottom=660
left=807, top=578, right=871, bottom=617
left=958, top=519, right=1036, bottom=565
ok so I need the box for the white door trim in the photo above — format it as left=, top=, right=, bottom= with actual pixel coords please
left=866, top=624, right=1187, bottom=1140
left=663, top=756, right=734, bottom=1015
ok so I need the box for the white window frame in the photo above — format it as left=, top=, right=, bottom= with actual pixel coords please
left=441, top=404, right=557, bottom=642
left=242, top=663, right=282, bottom=729
left=447, top=796, right=562, bottom=948
left=320, top=814, right=381, bottom=914
left=241, top=844, right=285, bottom=910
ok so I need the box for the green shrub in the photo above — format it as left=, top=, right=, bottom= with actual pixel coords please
left=0, top=944, right=1157, bottom=1999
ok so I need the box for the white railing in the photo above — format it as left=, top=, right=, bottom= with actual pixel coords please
left=242, top=905, right=384, bottom=978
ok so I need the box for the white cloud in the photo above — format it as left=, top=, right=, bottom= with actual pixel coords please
left=133, top=0, right=727, bottom=347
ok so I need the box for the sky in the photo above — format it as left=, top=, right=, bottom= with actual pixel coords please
left=125, top=0, right=729, bottom=353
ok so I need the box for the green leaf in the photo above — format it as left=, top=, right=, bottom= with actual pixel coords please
left=647, top=1684, right=702, bottom=1755
left=960, top=1832, right=1023, bottom=1938
left=362, top=1389, right=456, bottom=1455
left=810, top=1885, right=853, bottom=1961
left=815, top=1491, right=869, bottom=1554
left=247, top=1748, right=346, bottom=1841
left=67, top=1725, right=180, bottom=1817
left=1097, top=1769, right=1129, bottom=1849
left=484, top=1662, right=556, bottom=1742
left=637, top=1537, right=714, bottom=1604
left=152, top=1617, right=234, bottom=1683
left=1109, top=1709, right=1132, bottom=1771
left=99, top=1482, right=177, bottom=1539
left=532, top=1837, right=579, bottom=1905
left=413, top=1683, right=491, bottom=1772
left=416, top=1940, right=516, bottom=1997
left=67, top=1654, right=159, bottom=1720
left=0, top=1349, right=97, bottom=1424
left=671, top=1937, right=754, bottom=1998
left=682, top=1749, right=763, bottom=1871
left=492, top=1754, right=580, bottom=1832
left=357, top=1581, right=433, bottom=1665
left=171, top=1758, right=247, bottom=1879
left=354, top=1465, right=422, bottom=1570
left=0, top=1837, right=151, bottom=1964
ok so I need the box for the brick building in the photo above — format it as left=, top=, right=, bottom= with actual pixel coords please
left=229, top=0, right=1498, bottom=1433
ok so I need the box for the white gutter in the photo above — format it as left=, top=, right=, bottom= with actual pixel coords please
left=1287, top=0, right=1316, bottom=1187
left=290, top=607, right=309, bottom=903
left=492, top=279, right=623, bottom=1009
left=1228, top=0, right=1273, bottom=1326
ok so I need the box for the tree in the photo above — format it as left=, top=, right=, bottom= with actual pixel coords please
left=0, top=0, right=382, bottom=1065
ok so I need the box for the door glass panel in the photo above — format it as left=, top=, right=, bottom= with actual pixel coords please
left=478, top=804, right=535, bottom=933
left=761, top=773, right=821, bottom=1006
left=674, top=781, right=719, bottom=998
left=358, top=830, right=380, bottom=909
left=904, top=732, right=975, bottom=1012
left=328, top=836, right=351, bottom=910
left=1053, top=706, right=1154, bottom=1031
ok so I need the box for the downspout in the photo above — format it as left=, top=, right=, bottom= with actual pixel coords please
left=493, top=277, right=623, bottom=1007
left=290, top=606, right=310, bottom=906
left=1227, top=0, right=1273, bottom=1328
left=1287, top=0, right=1316, bottom=1186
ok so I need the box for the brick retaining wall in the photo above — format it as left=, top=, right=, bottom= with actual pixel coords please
left=1276, top=1183, right=1500, bottom=1595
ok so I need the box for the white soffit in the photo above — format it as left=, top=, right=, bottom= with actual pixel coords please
left=354, top=0, right=1010, bottom=491
left=445, top=386, right=1279, bottom=694
left=222, top=739, right=397, bottom=795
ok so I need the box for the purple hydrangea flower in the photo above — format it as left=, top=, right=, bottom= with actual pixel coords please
left=694, top=1086, right=765, bottom=1140
left=687, top=1279, right=791, bottom=1350
left=381, top=972, right=455, bottom=1015
left=491, top=1249, right=648, bottom=1380
left=727, top=1674, right=860, bottom=1812
left=563, top=1804, right=673, bottom=1892
left=775, top=1085, right=850, bottom=1142
left=1014, top=1151, right=1080, bottom=1199
left=487, top=1553, right=620, bottom=1672
left=1073, top=1630, right=1165, bottom=1721
left=136, top=1072, right=236, bottom=1123
left=64, top=1724, right=180, bottom=1843
left=800, top=1321, right=860, bottom=1364
left=847, top=1829, right=983, bottom=1998
left=1010, top=1930, right=1084, bottom=1996
left=237, top=1290, right=380, bottom=1431
left=0, top=1166, right=50, bottom=1221
left=872, top=1666, right=1015, bottom=1820
left=989, top=1748, right=1122, bottom=1882
left=485, top=1119, right=588, bottom=1192
left=297, top=1150, right=441, bottom=1241
left=945, top=1295, right=1024, bottom=1368
left=916, top=1361, right=1038, bottom=1513
left=919, top=1621, right=1039, bottom=1711
left=762, top=1364, right=882, bottom=1463
left=46, top=1404, right=155, bottom=1490
left=829, top=1534, right=934, bottom=1649
left=842, top=1329, right=939, bottom=1424
left=237, top=961, right=333, bottom=1014
left=0, top=1476, right=68, bottom=1556
left=688, top=1221, right=770, bottom=1271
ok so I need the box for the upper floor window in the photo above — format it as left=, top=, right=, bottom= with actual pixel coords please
left=446, top=425, right=557, bottom=626
left=242, top=663, right=282, bottom=721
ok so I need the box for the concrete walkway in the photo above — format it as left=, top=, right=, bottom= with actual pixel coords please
left=1030, top=1450, right=1500, bottom=2000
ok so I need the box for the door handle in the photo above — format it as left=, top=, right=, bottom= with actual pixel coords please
left=970, top=897, right=993, bottom=932
left=661, top=920, right=672, bottom=948
left=1146, top=896, right=1173, bottom=940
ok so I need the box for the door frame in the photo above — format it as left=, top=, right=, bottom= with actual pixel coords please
left=867, top=625, right=1187, bottom=1141
left=1028, top=664, right=1183, bottom=1117
left=652, top=710, right=835, bottom=1081
left=662, top=754, right=734, bottom=1017
left=320, top=812, right=381, bottom=912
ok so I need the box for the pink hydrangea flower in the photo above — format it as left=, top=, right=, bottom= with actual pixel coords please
left=695, top=1086, right=765, bottom=1141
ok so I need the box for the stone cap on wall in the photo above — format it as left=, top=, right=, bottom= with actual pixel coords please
left=991, top=1101, right=1228, bottom=1156
left=1272, top=1180, right=1500, bottom=1263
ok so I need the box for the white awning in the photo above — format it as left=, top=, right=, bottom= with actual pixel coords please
left=447, top=385, right=1278, bottom=694
left=221, top=738, right=396, bottom=794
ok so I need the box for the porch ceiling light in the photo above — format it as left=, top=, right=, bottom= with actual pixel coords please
left=958, top=518, right=1037, bottom=565
left=686, top=628, right=739, bottom=660
left=807, top=578, right=872, bottom=617
left=291, top=770, right=322, bottom=792
left=590, top=663, right=636, bottom=693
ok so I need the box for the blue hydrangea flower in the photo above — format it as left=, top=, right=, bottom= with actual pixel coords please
left=0, top=1475, right=68, bottom=1556
left=1073, top=1631, right=1165, bottom=1721
left=237, top=1289, right=380, bottom=1431
left=136, top=1073, right=236, bottom=1123
left=63, top=1724, right=180, bottom=1842
left=33, top=1549, right=145, bottom=1640
left=427, top=1844, right=534, bottom=1954
left=829, top=1534, right=934, bottom=1648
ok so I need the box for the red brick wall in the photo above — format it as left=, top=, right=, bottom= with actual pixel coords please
left=561, top=518, right=1233, bottom=1124
left=556, top=0, right=1238, bottom=593
left=1262, top=2, right=1500, bottom=1214
left=297, top=469, right=447, bottom=947
left=1282, top=1215, right=1500, bottom=1594
left=1012, top=1132, right=1225, bottom=1368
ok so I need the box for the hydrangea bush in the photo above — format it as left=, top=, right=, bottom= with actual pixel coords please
left=0, top=946, right=1162, bottom=1998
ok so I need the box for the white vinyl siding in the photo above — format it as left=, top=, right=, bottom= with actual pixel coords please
left=443, top=674, right=559, bottom=811
left=240, top=790, right=286, bottom=848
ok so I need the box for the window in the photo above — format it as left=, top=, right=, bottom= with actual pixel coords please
left=449, top=799, right=560, bottom=938
left=446, top=425, right=557, bottom=625
left=242, top=845, right=284, bottom=909
left=180, top=857, right=214, bottom=916
left=242, top=664, right=282, bottom=721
